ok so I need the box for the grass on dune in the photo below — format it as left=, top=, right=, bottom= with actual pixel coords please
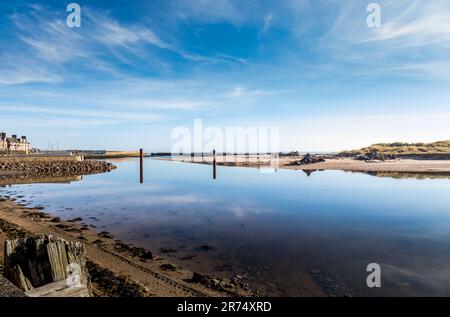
left=341, top=140, right=450, bottom=156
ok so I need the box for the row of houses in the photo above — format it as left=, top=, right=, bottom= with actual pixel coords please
left=0, top=132, right=31, bottom=154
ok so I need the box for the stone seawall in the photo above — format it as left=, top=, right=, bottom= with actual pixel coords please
left=0, top=160, right=116, bottom=178
left=0, top=154, right=84, bottom=162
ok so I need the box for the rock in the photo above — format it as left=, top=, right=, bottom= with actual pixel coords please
left=191, top=272, right=206, bottom=283
left=159, top=247, right=177, bottom=254
left=199, top=244, right=212, bottom=251
left=212, top=279, right=220, bottom=286
left=139, top=250, right=153, bottom=260
left=67, top=217, right=83, bottom=223
left=98, top=231, right=114, bottom=239
left=114, top=242, right=130, bottom=251
left=114, top=243, right=153, bottom=260
left=180, top=254, right=197, bottom=260
left=160, top=263, right=177, bottom=271
left=354, top=151, right=396, bottom=162
left=131, top=247, right=153, bottom=260
left=54, top=223, right=70, bottom=230
left=280, top=151, right=301, bottom=157
left=288, top=153, right=326, bottom=166
left=0, top=160, right=116, bottom=178
left=50, top=217, right=61, bottom=223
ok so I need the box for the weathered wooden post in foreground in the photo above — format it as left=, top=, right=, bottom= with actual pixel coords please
left=4, top=235, right=92, bottom=297
left=213, top=149, right=216, bottom=180
left=140, top=148, right=144, bottom=184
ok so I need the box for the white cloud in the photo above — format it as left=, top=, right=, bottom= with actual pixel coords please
left=88, top=13, right=170, bottom=50
left=362, top=1, right=450, bottom=47
left=0, top=62, right=62, bottom=85
left=1, top=4, right=248, bottom=86
left=228, top=86, right=275, bottom=99
left=171, top=0, right=249, bottom=25
left=0, top=104, right=161, bottom=122
left=321, top=1, right=450, bottom=58
left=110, top=99, right=210, bottom=110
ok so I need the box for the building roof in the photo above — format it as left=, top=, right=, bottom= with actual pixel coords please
left=6, top=137, right=21, bottom=143
left=5, top=137, right=29, bottom=143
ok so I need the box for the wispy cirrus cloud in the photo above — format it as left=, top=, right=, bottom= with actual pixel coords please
left=316, top=0, right=450, bottom=75
left=90, top=14, right=169, bottom=50
left=0, top=104, right=161, bottom=122
left=0, top=59, right=62, bottom=84
left=0, top=3, right=247, bottom=86
left=361, top=1, right=450, bottom=47
left=228, top=86, right=277, bottom=99
left=170, top=0, right=252, bottom=25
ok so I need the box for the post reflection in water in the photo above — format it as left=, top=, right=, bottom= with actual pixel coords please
left=140, top=148, right=144, bottom=183
left=213, top=150, right=217, bottom=180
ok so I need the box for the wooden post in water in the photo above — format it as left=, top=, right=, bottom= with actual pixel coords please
left=213, top=149, right=216, bottom=180
left=140, top=148, right=144, bottom=183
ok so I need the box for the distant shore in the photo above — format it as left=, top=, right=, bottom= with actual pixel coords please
left=83, top=151, right=151, bottom=159
left=156, top=155, right=450, bottom=174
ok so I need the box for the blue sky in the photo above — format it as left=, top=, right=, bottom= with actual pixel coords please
left=1, top=0, right=449, bottom=152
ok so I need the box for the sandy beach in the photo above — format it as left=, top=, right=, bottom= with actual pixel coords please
left=157, top=155, right=450, bottom=174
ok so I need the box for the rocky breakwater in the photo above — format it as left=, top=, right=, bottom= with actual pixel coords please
left=287, top=153, right=326, bottom=166
left=354, top=151, right=396, bottom=162
left=0, top=159, right=116, bottom=178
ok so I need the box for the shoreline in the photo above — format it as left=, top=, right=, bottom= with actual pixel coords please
left=3, top=155, right=440, bottom=296
left=156, top=155, right=450, bottom=174
left=0, top=157, right=331, bottom=297
left=0, top=197, right=255, bottom=297
left=0, top=157, right=258, bottom=297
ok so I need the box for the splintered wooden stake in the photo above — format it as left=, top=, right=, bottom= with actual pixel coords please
left=4, top=235, right=92, bottom=297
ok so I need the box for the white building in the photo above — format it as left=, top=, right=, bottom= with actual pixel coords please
left=0, top=132, right=31, bottom=154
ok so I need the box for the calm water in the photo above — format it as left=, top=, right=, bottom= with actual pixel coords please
left=4, top=158, right=450, bottom=296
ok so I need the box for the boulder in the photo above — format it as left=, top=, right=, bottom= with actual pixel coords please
left=288, top=153, right=326, bottom=166
left=354, top=152, right=396, bottom=162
